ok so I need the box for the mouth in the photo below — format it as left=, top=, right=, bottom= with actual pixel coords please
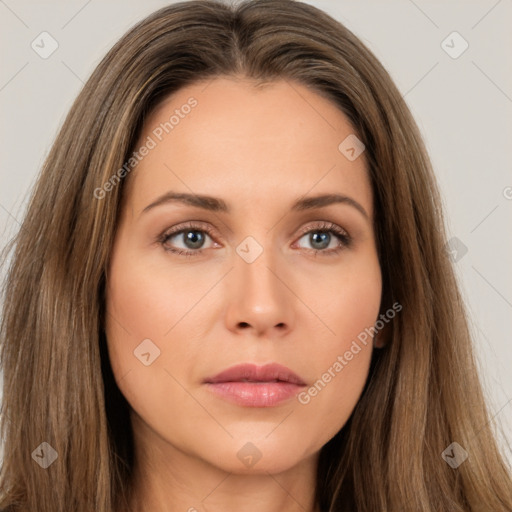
left=203, top=363, right=307, bottom=407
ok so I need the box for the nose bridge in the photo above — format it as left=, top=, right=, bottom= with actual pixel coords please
left=226, top=231, right=294, bottom=334
left=235, top=233, right=282, bottom=305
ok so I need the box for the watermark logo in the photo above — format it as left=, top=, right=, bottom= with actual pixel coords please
left=237, top=442, right=262, bottom=468
left=441, top=442, right=468, bottom=468
left=31, top=442, right=58, bottom=469
left=444, top=236, right=468, bottom=263
left=297, top=301, right=402, bottom=405
left=441, top=31, right=469, bottom=60
left=338, top=134, right=365, bottom=161
left=94, top=97, right=198, bottom=200
left=134, top=338, right=161, bottom=366
left=236, top=236, right=264, bottom=264
left=31, top=31, right=59, bottom=59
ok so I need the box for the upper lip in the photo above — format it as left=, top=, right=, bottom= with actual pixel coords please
left=203, top=363, right=306, bottom=386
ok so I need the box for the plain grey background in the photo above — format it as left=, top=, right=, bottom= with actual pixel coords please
left=1, top=0, right=511, bottom=465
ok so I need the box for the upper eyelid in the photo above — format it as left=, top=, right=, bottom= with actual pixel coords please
left=161, top=221, right=216, bottom=240
left=160, top=220, right=350, bottom=246
left=296, top=221, right=348, bottom=237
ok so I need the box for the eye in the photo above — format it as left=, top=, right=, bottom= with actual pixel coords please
left=158, top=222, right=217, bottom=257
left=157, top=220, right=352, bottom=257
left=294, top=221, right=352, bottom=255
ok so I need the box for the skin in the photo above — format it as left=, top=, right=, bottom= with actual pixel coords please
left=105, top=76, right=383, bottom=512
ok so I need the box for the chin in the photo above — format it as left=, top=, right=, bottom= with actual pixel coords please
left=196, top=433, right=318, bottom=475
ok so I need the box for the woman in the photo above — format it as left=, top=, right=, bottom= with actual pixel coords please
left=1, top=1, right=511, bottom=511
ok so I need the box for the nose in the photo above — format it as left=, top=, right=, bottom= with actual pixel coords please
left=224, top=243, right=296, bottom=338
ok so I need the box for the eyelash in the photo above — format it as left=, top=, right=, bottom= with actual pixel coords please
left=157, top=221, right=352, bottom=258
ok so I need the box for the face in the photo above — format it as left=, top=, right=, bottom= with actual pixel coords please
left=105, top=77, right=382, bottom=475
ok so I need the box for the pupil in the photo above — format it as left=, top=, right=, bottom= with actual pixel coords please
left=185, top=231, right=204, bottom=249
left=311, top=231, right=329, bottom=250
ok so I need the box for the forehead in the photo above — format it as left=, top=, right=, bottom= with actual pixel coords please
left=124, top=77, right=372, bottom=218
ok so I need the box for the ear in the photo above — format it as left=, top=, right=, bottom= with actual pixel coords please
left=373, top=320, right=392, bottom=349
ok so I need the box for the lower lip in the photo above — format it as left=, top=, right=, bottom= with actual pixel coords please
left=204, top=381, right=305, bottom=407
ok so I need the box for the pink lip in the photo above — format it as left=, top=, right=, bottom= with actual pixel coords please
left=203, top=363, right=306, bottom=407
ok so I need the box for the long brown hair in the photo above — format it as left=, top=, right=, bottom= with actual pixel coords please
left=1, top=1, right=511, bottom=510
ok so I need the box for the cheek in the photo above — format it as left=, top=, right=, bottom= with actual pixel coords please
left=315, top=252, right=382, bottom=349
left=104, top=247, right=180, bottom=389
left=107, top=258, right=176, bottom=337
left=297, top=255, right=381, bottom=433
left=105, top=246, right=206, bottom=354
left=104, top=249, right=194, bottom=438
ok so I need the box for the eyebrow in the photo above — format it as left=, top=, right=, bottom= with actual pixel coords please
left=141, top=191, right=369, bottom=220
